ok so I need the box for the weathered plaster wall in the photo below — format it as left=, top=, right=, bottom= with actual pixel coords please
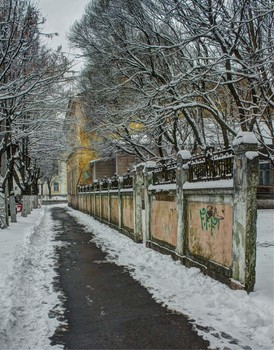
left=110, top=196, right=119, bottom=226
left=101, top=194, right=108, bottom=221
left=121, top=194, right=134, bottom=232
left=95, top=195, right=100, bottom=217
left=150, top=192, right=178, bottom=247
left=187, top=196, right=233, bottom=267
left=76, top=132, right=259, bottom=291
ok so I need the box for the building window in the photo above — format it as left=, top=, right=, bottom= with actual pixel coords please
left=259, top=162, right=271, bottom=186
left=53, top=182, right=59, bottom=192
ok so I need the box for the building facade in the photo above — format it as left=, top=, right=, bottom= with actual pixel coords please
left=66, top=96, right=97, bottom=207
left=41, top=160, right=68, bottom=199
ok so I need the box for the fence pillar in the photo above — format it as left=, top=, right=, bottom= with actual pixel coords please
left=118, top=176, right=122, bottom=228
left=105, top=181, right=108, bottom=222
left=176, top=150, right=192, bottom=256
left=85, top=185, right=89, bottom=213
left=92, top=182, right=98, bottom=216
left=232, top=132, right=259, bottom=292
left=143, top=162, right=156, bottom=244
left=99, top=181, right=103, bottom=219
left=78, top=186, right=82, bottom=211
left=133, top=164, right=144, bottom=242
left=80, top=186, right=83, bottom=210
left=77, top=186, right=80, bottom=210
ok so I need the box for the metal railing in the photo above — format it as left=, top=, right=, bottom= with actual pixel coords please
left=188, top=148, right=234, bottom=182
left=152, top=159, right=177, bottom=185
left=78, top=147, right=235, bottom=193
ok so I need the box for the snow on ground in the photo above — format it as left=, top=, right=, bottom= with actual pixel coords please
left=69, top=207, right=274, bottom=350
left=0, top=206, right=66, bottom=350
left=0, top=205, right=273, bottom=350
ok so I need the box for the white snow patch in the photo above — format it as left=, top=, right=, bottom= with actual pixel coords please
left=0, top=207, right=66, bottom=349
left=148, top=183, right=177, bottom=191
left=233, top=131, right=258, bottom=146
left=245, top=151, right=259, bottom=160
left=183, top=179, right=233, bottom=189
left=144, top=160, right=157, bottom=169
left=177, top=150, right=192, bottom=160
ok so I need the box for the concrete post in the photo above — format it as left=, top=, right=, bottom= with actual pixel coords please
left=78, top=187, right=81, bottom=211
left=93, top=184, right=96, bottom=216
left=118, top=176, right=122, bottom=229
left=89, top=185, right=92, bottom=216
left=176, top=150, right=192, bottom=256
left=81, top=186, right=84, bottom=211
left=99, top=181, right=102, bottom=219
left=107, top=180, right=111, bottom=223
left=232, top=132, right=259, bottom=292
left=133, top=164, right=144, bottom=242
left=143, top=162, right=157, bottom=244
left=85, top=185, right=88, bottom=213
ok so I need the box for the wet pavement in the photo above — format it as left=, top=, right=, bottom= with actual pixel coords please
left=50, top=207, right=209, bottom=349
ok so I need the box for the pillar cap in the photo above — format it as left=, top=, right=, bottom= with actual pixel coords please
left=233, top=132, right=258, bottom=153
left=232, top=132, right=258, bottom=146
left=177, top=150, right=192, bottom=163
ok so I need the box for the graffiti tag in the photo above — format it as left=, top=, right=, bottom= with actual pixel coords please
left=200, top=205, right=224, bottom=231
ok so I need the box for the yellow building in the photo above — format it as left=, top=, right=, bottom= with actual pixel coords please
left=66, top=96, right=96, bottom=207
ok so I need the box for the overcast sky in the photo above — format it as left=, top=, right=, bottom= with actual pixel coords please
left=38, top=0, right=90, bottom=68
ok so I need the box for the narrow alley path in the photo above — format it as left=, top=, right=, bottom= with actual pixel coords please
left=50, top=206, right=209, bottom=349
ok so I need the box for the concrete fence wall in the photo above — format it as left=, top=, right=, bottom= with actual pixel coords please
left=74, top=132, right=259, bottom=292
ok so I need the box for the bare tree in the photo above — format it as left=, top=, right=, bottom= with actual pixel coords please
left=0, top=0, right=71, bottom=196
left=69, top=0, right=273, bottom=160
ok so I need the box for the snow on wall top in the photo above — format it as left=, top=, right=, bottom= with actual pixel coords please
left=232, top=132, right=258, bottom=146
left=145, top=160, right=157, bottom=168
left=177, top=150, right=192, bottom=160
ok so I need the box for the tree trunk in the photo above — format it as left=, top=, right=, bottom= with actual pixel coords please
left=47, top=179, right=52, bottom=198
left=9, top=194, right=17, bottom=223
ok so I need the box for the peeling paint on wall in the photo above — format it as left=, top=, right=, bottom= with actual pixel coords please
left=122, top=195, right=134, bottom=231
left=95, top=195, right=100, bottom=217
left=110, top=196, right=119, bottom=226
left=151, top=196, right=178, bottom=247
left=101, top=196, right=108, bottom=221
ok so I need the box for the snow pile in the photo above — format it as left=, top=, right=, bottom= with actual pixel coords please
left=0, top=207, right=65, bottom=349
left=233, top=131, right=258, bottom=146
left=69, top=207, right=274, bottom=350
left=245, top=151, right=259, bottom=160
left=255, top=210, right=274, bottom=302
left=177, top=149, right=192, bottom=160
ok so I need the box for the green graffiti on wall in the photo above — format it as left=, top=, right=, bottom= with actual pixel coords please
left=200, top=205, right=224, bottom=231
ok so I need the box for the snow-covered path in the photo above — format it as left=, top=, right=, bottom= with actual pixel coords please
left=0, top=207, right=64, bottom=349
left=0, top=205, right=273, bottom=350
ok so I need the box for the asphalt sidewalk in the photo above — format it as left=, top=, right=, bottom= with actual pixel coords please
left=50, top=206, right=209, bottom=349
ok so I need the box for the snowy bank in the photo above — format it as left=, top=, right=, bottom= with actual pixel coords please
left=0, top=206, right=65, bottom=349
left=69, top=207, right=274, bottom=350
